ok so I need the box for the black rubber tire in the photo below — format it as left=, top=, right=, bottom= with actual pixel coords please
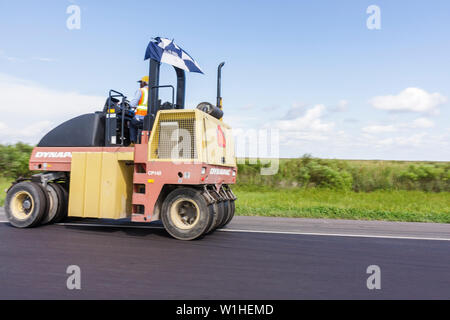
left=40, top=183, right=62, bottom=225
left=222, top=199, right=235, bottom=227
left=35, top=183, right=51, bottom=225
left=213, top=201, right=225, bottom=230
left=51, top=183, right=68, bottom=223
left=161, top=187, right=213, bottom=240
left=5, top=181, right=48, bottom=228
left=218, top=200, right=231, bottom=228
left=205, top=203, right=219, bottom=234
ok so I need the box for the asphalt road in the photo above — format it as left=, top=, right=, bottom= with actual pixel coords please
left=0, top=208, right=449, bottom=299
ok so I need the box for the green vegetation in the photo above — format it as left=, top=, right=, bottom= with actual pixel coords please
left=0, top=143, right=34, bottom=179
left=237, top=155, right=450, bottom=192
left=0, top=145, right=448, bottom=223
left=0, top=177, right=11, bottom=207
left=234, top=186, right=450, bottom=223
left=235, top=156, right=449, bottom=223
left=0, top=143, right=34, bottom=206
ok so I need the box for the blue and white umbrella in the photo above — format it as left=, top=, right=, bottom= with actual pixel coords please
left=145, top=37, right=204, bottom=74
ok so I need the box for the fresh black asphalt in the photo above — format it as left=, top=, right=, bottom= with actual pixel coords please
left=0, top=221, right=449, bottom=299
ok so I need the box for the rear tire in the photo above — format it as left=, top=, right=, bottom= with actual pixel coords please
left=205, top=203, right=219, bottom=234
left=218, top=200, right=231, bottom=228
left=161, top=187, right=213, bottom=240
left=213, top=201, right=225, bottom=229
left=51, top=183, right=68, bottom=223
left=222, top=199, right=235, bottom=227
left=5, top=181, right=47, bottom=228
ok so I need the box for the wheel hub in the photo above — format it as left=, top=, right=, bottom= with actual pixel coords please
left=170, top=199, right=200, bottom=230
left=10, top=191, right=34, bottom=220
left=22, top=199, right=32, bottom=210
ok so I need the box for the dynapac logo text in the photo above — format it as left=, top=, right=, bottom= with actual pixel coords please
left=210, top=168, right=231, bottom=176
left=35, top=152, right=72, bottom=158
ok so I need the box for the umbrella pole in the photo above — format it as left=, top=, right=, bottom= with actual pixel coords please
left=145, top=58, right=160, bottom=132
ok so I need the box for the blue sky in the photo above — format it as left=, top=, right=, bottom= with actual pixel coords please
left=0, top=0, right=449, bottom=160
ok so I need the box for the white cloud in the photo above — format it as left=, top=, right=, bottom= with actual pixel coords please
left=0, top=121, right=53, bottom=143
left=0, top=122, right=9, bottom=137
left=19, top=121, right=54, bottom=137
left=362, top=117, right=435, bottom=134
left=330, top=99, right=349, bottom=112
left=410, top=117, right=434, bottom=128
left=0, top=73, right=105, bottom=144
left=0, top=50, right=24, bottom=62
left=31, top=57, right=56, bottom=62
left=281, top=102, right=308, bottom=119
left=257, top=104, right=337, bottom=151
left=369, top=87, right=447, bottom=114
left=242, top=104, right=255, bottom=110
left=0, top=50, right=54, bottom=63
left=273, top=104, right=334, bottom=133
left=362, top=124, right=397, bottom=134
left=232, top=98, right=448, bottom=160
left=375, top=133, right=427, bottom=148
left=0, top=74, right=104, bottom=119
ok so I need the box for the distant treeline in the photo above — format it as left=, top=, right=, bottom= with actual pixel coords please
left=0, top=143, right=34, bottom=179
left=237, top=155, right=450, bottom=193
left=0, top=144, right=449, bottom=192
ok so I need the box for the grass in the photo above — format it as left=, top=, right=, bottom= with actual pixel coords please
left=1, top=177, right=449, bottom=223
left=234, top=186, right=450, bottom=223
left=1, top=178, right=448, bottom=223
left=0, top=177, right=11, bottom=207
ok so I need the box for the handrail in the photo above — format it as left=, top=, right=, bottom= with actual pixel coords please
left=106, top=90, right=127, bottom=146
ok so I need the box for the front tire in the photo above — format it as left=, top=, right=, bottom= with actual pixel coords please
left=5, top=181, right=47, bottom=228
left=161, top=187, right=213, bottom=240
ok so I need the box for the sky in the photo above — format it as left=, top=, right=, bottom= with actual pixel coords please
left=0, top=0, right=449, bottom=161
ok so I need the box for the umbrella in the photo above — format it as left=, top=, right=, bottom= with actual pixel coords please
left=144, top=37, right=204, bottom=74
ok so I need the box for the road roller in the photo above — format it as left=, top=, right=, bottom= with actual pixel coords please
left=4, top=38, right=237, bottom=240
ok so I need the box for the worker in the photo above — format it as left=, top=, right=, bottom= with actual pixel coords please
left=129, top=76, right=149, bottom=144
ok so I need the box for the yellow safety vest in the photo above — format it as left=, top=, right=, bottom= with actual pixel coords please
left=135, top=87, right=148, bottom=116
